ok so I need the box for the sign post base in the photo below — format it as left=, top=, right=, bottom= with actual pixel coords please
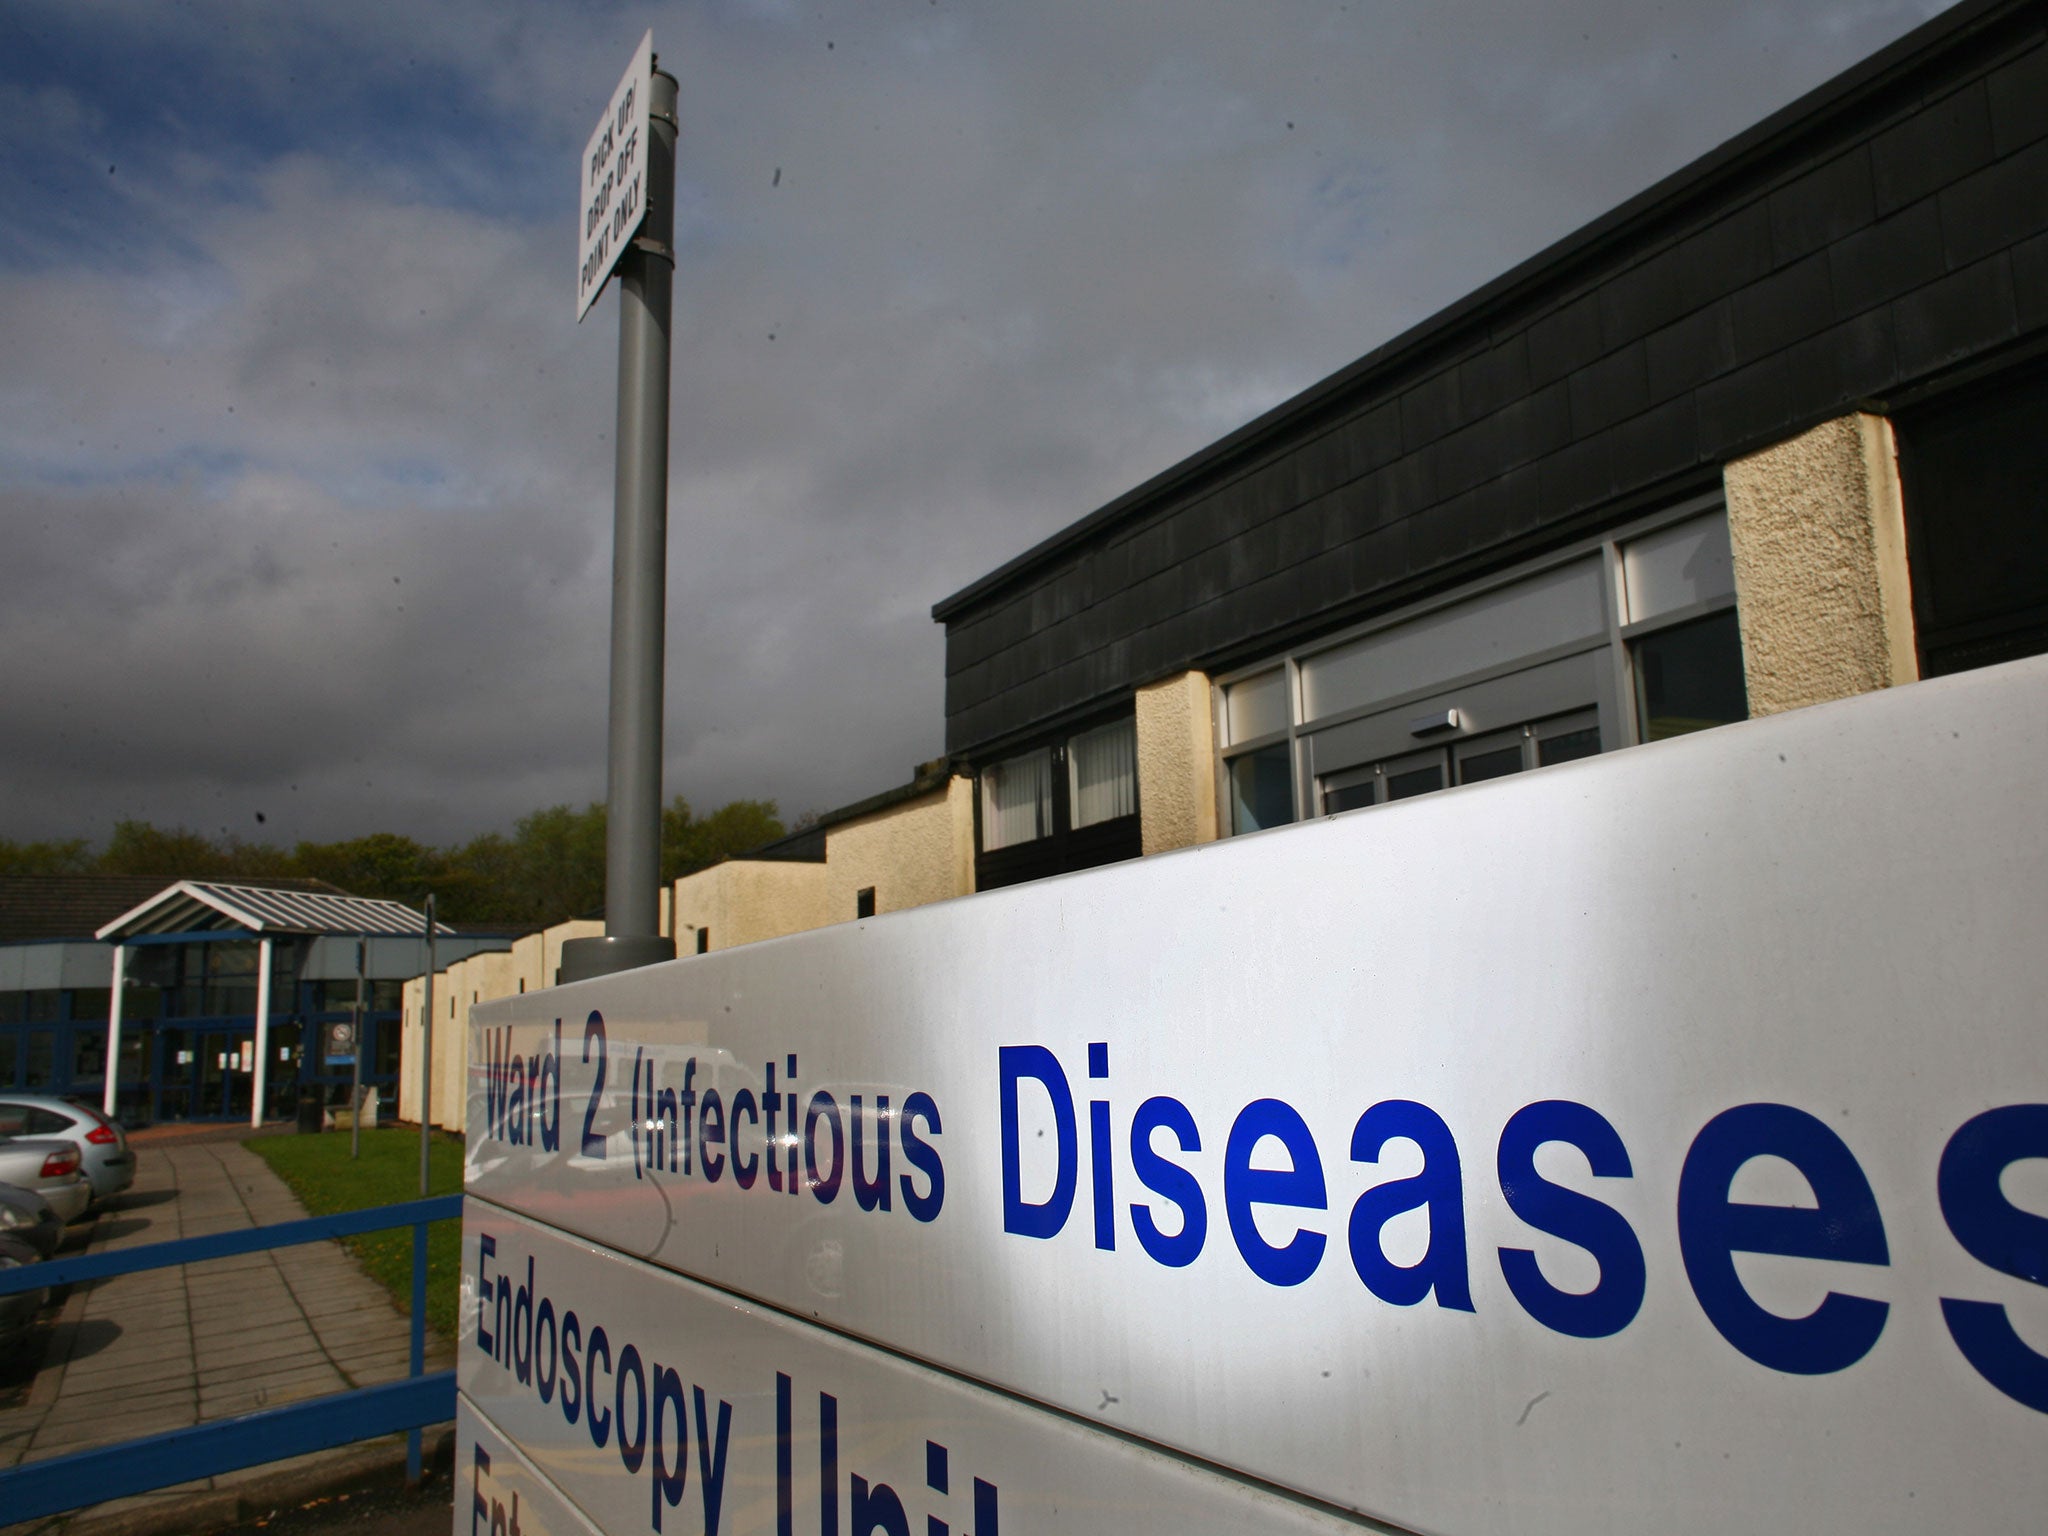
left=556, top=932, right=675, bottom=985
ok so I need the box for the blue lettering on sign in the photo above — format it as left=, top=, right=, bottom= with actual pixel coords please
left=471, top=1442, right=516, bottom=1536
left=998, top=1045, right=1075, bottom=1239
left=1226, top=1098, right=1327, bottom=1287
left=1495, top=1100, right=1645, bottom=1339
left=480, top=1022, right=562, bottom=1152
left=1347, top=1099, right=1472, bottom=1310
left=481, top=1014, right=947, bottom=1229
left=1128, top=1095, right=1205, bottom=1267
left=987, top=1041, right=2046, bottom=1412
left=1677, top=1103, right=1890, bottom=1375
left=1936, top=1104, right=2048, bottom=1411
left=473, top=1236, right=1001, bottom=1536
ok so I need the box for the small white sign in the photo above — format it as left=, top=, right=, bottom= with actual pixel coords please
left=577, top=30, right=653, bottom=321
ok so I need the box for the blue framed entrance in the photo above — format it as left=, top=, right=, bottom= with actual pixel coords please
left=5, top=877, right=505, bottom=1128
left=0, top=977, right=405, bottom=1126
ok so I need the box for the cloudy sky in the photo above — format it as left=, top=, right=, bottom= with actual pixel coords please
left=1, top=0, right=1955, bottom=850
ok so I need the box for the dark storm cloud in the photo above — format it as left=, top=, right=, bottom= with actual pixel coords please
left=0, top=1, right=1954, bottom=847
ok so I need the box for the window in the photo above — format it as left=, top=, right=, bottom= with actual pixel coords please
left=695, top=929, right=709, bottom=955
left=976, top=714, right=1142, bottom=890
left=199, top=940, right=258, bottom=1018
left=1221, top=671, right=1295, bottom=834
left=1319, top=711, right=1600, bottom=813
left=1224, top=669, right=1289, bottom=742
left=1069, top=718, right=1137, bottom=828
left=72, top=1028, right=107, bottom=1081
left=1632, top=611, right=1747, bottom=740
left=856, top=887, right=877, bottom=919
left=0, top=1104, right=74, bottom=1137
left=117, top=1027, right=149, bottom=1092
left=1896, top=359, right=2048, bottom=676
left=1228, top=744, right=1293, bottom=831
left=1223, top=498, right=1747, bottom=828
left=24, top=1030, right=55, bottom=1089
left=980, top=747, right=1053, bottom=851
left=1618, top=510, right=1746, bottom=741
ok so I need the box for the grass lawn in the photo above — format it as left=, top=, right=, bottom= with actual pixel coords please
left=246, top=1127, right=464, bottom=1346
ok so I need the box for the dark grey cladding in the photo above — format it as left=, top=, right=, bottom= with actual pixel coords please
left=934, top=0, right=2048, bottom=763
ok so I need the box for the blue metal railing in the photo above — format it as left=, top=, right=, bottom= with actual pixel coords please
left=0, top=1193, right=462, bottom=1524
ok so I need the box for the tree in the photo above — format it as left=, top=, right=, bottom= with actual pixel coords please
left=291, top=832, right=447, bottom=905
left=12, top=792, right=785, bottom=929
left=662, top=797, right=784, bottom=883
left=434, top=832, right=524, bottom=925
left=504, top=802, right=609, bottom=925
left=97, top=820, right=235, bottom=878
left=0, top=837, right=92, bottom=875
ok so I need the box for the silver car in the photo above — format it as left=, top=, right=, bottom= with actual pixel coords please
left=0, top=1097, right=135, bottom=1206
left=0, top=1138, right=90, bottom=1225
left=0, top=1184, right=60, bottom=1355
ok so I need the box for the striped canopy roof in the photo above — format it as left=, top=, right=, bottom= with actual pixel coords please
left=96, top=880, right=451, bottom=941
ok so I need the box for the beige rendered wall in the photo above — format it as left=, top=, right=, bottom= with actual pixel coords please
left=825, top=778, right=974, bottom=921
left=1135, top=670, right=1220, bottom=855
left=399, top=955, right=483, bottom=1131
left=510, top=931, right=548, bottom=994
left=1723, top=412, right=1919, bottom=717
left=672, top=860, right=832, bottom=953
left=398, top=976, right=427, bottom=1125
left=436, top=949, right=518, bottom=1130
left=396, top=920, right=598, bottom=1133
left=541, top=919, right=604, bottom=987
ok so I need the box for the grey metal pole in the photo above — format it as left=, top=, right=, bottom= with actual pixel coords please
left=418, top=895, right=436, bottom=1199
left=561, top=63, right=681, bottom=985
left=351, top=936, right=365, bottom=1161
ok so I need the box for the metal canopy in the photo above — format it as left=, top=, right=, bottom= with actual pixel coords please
left=95, top=881, right=451, bottom=943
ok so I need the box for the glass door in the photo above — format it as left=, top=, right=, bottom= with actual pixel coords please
left=157, top=1029, right=194, bottom=1120
left=193, top=1031, right=254, bottom=1120
left=263, top=1023, right=304, bottom=1123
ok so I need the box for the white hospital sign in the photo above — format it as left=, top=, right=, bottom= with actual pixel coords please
left=577, top=31, right=652, bottom=321
left=460, top=657, right=2048, bottom=1536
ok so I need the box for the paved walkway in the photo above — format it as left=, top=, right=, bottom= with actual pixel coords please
left=0, top=1128, right=454, bottom=1535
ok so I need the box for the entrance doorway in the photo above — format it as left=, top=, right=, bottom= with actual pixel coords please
left=193, top=1031, right=251, bottom=1119
left=155, top=1026, right=267, bottom=1121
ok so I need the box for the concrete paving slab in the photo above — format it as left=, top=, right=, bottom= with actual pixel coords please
left=278, top=1273, right=386, bottom=1299
left=34, top=1404, right=202, bottom=1451
left=294, top=1289, right=405, bottom=1317
left=198, top=1381, right=348, bottom=1417
left=59, top=1354, right=198, bottom=1396
left=47, top=1378, right=197, bottom=1417
left=200, top=1379, right=348, bottom=1420
left=186, top=1276, right=296, bottom=1304
left=193, top=1334, right=326, bottom=1381
left=331, top=1351, right=415, bottom=1392
left=189, top=1305, right=307, bottom=1337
